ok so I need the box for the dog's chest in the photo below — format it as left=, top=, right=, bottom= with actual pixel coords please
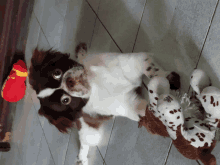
left=82, top=67, right=137, bottom=116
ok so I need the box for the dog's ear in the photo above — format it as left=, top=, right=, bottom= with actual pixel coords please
left=38, top=106, right=73, bottom=133
left=31, top=48, right=46, bottom=67
left=75, top=42, right=87, bottom=59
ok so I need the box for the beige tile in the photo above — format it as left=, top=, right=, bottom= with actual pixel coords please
left=97, top=0, right=146, bottom=53
left=134, top=0, right=218, bottom=92
left=131, top=128, right=172, bottom=165
left=59, top=0, right=96, bottom=58
left=36, top=135, right=55, bottom=165
left=166, top=144, right=198, bottom=165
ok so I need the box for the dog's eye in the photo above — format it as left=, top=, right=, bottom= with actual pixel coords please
left=61, top=94, right=71, bottom=105
left=53, top=69, right=62, bottom=80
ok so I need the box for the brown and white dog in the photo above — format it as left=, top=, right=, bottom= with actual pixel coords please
left=28, top=43, right=180, bottom=165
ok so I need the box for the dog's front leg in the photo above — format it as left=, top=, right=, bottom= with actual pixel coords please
left=76, top=117, right=102, bottom=165
left=76, top=143, right=89, bottom=165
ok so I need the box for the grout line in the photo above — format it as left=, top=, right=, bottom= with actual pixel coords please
left=196, top=160, right=202, bottom=165
left=33, top=135, right=43, bottom=165
left=194, top=0, right=219, bottom=69
left=33, top=12, right=51, bottom=47
left=132, top=0, right=147, bottom=53
left=88, top=0, right=102, bottom=49
left=102, top=117, right=116, bottom=165
left=96, top=146, right=108, bottom=165
left=85, top=0, right=123, bottom=53
left=187, top=0, right=219, bottom=94
left=163, top=141, right=173, bottom=165
left=89, top=17, right=98, bottom=49
left=63, top=130, right=72, bottom=165
left=31, top=97, right=57, bottom=165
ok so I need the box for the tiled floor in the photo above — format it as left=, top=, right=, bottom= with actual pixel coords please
left=2, top=0, right=220, bottom=164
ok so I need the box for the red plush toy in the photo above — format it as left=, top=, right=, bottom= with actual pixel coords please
left=1, top=60, right=28, bottom=102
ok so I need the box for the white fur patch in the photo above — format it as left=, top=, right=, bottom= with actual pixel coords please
left=78, top=117, right=102, bottom=146
left=37, top=88, right=58, bottom=98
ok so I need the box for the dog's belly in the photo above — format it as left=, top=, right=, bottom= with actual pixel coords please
left=83, top=85, right=136, bottom=117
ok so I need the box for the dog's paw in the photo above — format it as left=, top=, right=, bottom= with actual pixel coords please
left=75, top=160, right=88, bottom=165
left=75, top=156, right=88, bottom=165
left=75, top=43, right=87, bottom=59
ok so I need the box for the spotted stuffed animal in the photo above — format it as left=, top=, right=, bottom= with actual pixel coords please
left=139, top=72, right=217, bottom=165
left=143, top=54, right=180, bottom=90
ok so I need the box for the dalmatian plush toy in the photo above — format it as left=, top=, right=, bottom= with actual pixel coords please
left=139, top=69, right=219, bottom=165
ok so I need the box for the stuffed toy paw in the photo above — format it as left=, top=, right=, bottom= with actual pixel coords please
left=1, top=60, right=28, bottom=102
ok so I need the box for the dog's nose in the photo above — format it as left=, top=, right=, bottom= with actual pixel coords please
left=66, top=77, right=75, bottom=88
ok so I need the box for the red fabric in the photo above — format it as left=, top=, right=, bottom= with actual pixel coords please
left=1, top=60, right=27, bottom=102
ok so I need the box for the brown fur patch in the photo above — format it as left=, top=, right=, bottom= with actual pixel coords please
left=82, top=113, right=113, bottom=129
left=38, top=110, right=72, bottom=133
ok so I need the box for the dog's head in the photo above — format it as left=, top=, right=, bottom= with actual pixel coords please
left=29, top=43, right=89, bottom=133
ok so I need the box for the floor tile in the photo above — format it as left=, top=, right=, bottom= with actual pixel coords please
left=40, top=119, right=70, bottom=165
left=212, top=143, right=220, bottom=164
left=103, top=116, right=140, bottom=165
left=97, top=0, right=146, bottom=53
left=134, top=0, right=218, bottom=92
left=25, top=12, right=41, bottom=68
left=165, top=144, right=198, bottom=165
left=196, top=1, right=220, bottom=89
left=39, top=2, right=65, bottom=49
left=0, top=142, right=22, bottom=165
left=59, top=0, right=96, bottom=58
left=36, top=135, right=55, bottom=165
left=53, top=0, right=69, bottom=18
left=86, top=0, right=102, bottom=13
left=33, top=0, right=46, bottom=25
left=64, top=128, right=104, bottom=165
left=63, top=128, right=80, bottom=165
left=131, top=127, right=171, bottom=165
left=89, top=18, right=121, bottom=53
left=18, top=98, right=43, bottom=165
left=37, top=25, right=51, bottom=49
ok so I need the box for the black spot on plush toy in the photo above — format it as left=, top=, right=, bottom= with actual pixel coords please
left=143, top=54, right=180, bottom=90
